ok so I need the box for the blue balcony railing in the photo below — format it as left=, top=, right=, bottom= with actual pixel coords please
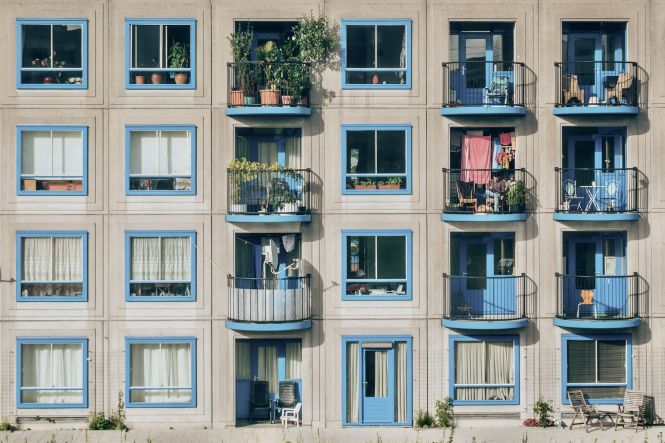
left=555, top=273, right=640, bottom=320
left=443, top=274, right=529, bottom=321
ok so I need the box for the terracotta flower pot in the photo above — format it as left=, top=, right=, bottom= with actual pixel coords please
left=259, top=89, right=281, bottom=106
left=372, top=74, right=380, bottom=84
left=281, top=95, right=296, bottom=106
left=229, top=90, right=245, bottom=107
left=42, top=76, right=55, bottom=84
left=174, top=73, right=189, bottom=84
left=354, top=184, right=377, bottom=190
left=377, top=184, right=400, bottom=190
left=135, top=75, right=146, bottom=85
left=151, top=73, right=163, bottom=84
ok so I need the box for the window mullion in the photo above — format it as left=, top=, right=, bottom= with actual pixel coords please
left=50, top=237, right=55, bottom=282
left=50, top=130, right=55, bottom=177
left=374, top=26, right=378, bottom=69
left=50, top=343, right=55, bottom=388
left=374, top=131, right=378, bottom=174
left=159, top=237, right=164, bottom=281
left=159, top=25, right=164, bottom=68
left=374, top=236, right=378, bottom=279
left=50, top=24, right=54, bottom=69
left=165, top=25, right=169, bottom=69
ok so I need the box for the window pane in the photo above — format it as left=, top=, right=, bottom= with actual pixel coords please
left=493, top=239, right=514, bottom=275
left=133, top=25, right=160, bottom=68
left=21, top=343, right=83, bottom=404
left=376, top=236, right=406, bottom=279
left=22, top=131, right=53, bottom=175
left=166, top=25, right=191, bottom=68
left=161, top=237, right=191, bottom=281
left=598, top=340, right=626, bottom=383
left=130, top=342, right=192, bottom=403
left=346, top=25, right=374, bottom=68
left=130, top=131, right=160, bottom=175
left=347, top=131, right=375, bottom=174
left=21, top=25, right=51, bottom=68
left=376, top=26, right=405, bottom=68
left=52, top=24, right=82, bottom=68
left=160, top=131, right=191, bottom=176
left=347, top=236, right=376, bottom=280
left=54, top=131, right=84, bottom=176
left=130, top=236, right=192, bottom=297
left=567, top=340, right=596, bottom=383
left=567, top=386, right=625, bottom=400
left=376, top=131, right=406, bottom=174
left=131, top=237, right=161, bottom=280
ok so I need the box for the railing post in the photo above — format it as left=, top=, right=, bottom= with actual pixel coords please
left=442, top=273, right=448, bottom=318
left=633, top=167, right=638, bottom=212
left=555, top=273, right=561, bottom=317
left=521, top=273, right=526, bottom=318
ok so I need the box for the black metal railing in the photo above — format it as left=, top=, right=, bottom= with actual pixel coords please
left=227, top=275, right=311, bottom=323
left=554, top=167, right=639, bottom=214
left=442, top=61, right=528, bottom=108
left=555, top=273, right=639, bottom=320
left=227, top=62, right=311, bottom=108
left=227, top=169, right=312, bottom=215
left=443, top=168, right=529, bottom=214
left=554, top=61, right=642, bottom=107
left=443, top=274, right=528, bottom=321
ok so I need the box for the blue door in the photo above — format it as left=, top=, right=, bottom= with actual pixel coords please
left=362, top=347, right=394, bottom=424
left=458, top=34, right=492, bottom=104
left=567, top=33, right=623, bottom=103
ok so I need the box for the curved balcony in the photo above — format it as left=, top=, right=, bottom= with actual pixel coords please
left=442, top=168, right=529, bottom=222
left=441, top=61, right=530, bottom=116
left=554, top=167, right=640, bottom=221
left=554, top=273, right=641, bottom=330
left=226, top=275, right=312, bottom=332
left=225, top=62, right=312, bottom=116
left=226, top=168, right=312, bottom=223
left=442, top=274, right=530, bottom=330
left=553, top=61, right=643, bottom=116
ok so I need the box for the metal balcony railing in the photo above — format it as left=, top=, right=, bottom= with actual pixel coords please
left=554, top=61, right=642, bottom=107
left=443, top=168, right=529, bottom=214
left=227, top=168, right=312, bottom=215
left=227, top=61, right=311, bottom=108
left=227, top=275, right=311, bottom=324
left=443, top=274, right=529, bottom=321
left=555, top=273, right=640, bottom=320
left=554, top=167, right=639, bottom=214
left=442, top=61, right=529, bottom=108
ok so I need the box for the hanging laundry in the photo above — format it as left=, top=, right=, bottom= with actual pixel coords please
left=499, top=131, right=512, bottom=146
left=491, top=136, right=503, bottom=171
left=261, top=237, right=280, bottom=269
left=460, top=135, right=491, bottom=184
left=282, top=234, right=297, bottom=252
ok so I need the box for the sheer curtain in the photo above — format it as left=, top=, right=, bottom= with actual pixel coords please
left=486, top=341, right=513, bottom=400
left=285, top=342, right=302, bottom=379
left=22, top=130, right=83, bottom=177
left=130, top=130, right=190, bottom=176
left=21, top=343, right=83, bottom=404
left=161, top=237, right=190, bottom=281
left=235, top=341, right=251, bottom=380
left=455, top=340, right=514, bottom=401
left=130, top=343, right=192, bottom=403
left=23, top=237, right=82, bottom=283
left=258, top=141, right=278, bottom=164
left=455, top=341, right=485, bottom=400
left=374, top=350, right=388, bottom=397
left=130, top=237, right=160, bottom=281
left=258, top=346, right=278, bottom=393
left=394, top=342, right=407, bottom=422
left=345, top=342, right=359, bottom=423
left=131, top=237, right=190, bottom=281
left=285, top=136, right=301, bottom=169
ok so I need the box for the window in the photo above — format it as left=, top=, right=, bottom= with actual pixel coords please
left=342, top=20, right=411, bottom=89
left=126, top=126, right=196, bottom=195
left=342, top=125, right=411, bottom=194
left=17, top=126, right=87, bottom=195
left=17, top=338, right=88, bottom=408
left=450, top=336, right=518, bottom=405
left=126, top=231, right=196, bottom=301
left=126, top=337, right=196, bottom=408
left=125, top=19, right=196, bottom=89
left=342, top=230, right=411, bottom=300
left=17, top=19, right=88, bottom=89
left=16, top=231, right=88, bottom=302
left=563, top=335, right=630, bottom=404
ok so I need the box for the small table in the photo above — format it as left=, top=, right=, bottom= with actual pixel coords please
left=579, top=185, right=605, bottom=212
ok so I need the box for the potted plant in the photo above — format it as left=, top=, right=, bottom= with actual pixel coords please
left=134, top=74, right=146, bottom=85
left=227, top=25, right=254, bottom=106
left=150, top=58, right=163, bottom=84
left=377, top=176, right=403, bottom=190
left=32, top=54, right=65, bottom=83
left=242, top=68, right=259, bottom=105
left=354, top=178, right=377, bottom=190
left=256, top=41, right=281, bottom=106
left=168, top=42, right=190, bottom=84
left=506, top=180, right=527, bottom=213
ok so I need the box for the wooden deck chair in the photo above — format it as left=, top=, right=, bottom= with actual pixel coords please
left=615, top=389, right=646, bottom=431
left=568, top=390, right=611, bottom=432
left=605, top=72, right=634, bottom=105
left=562, top=74, right=585, bottom=105
left=456, top=181, right=477, bottom=212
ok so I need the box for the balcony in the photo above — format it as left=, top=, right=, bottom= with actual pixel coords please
left=441, top=62, right=530, bottom=116
left=225, top=62, right=312, bottom=117
left=442, top=168, right=529, bottom=222
left=226, top=168, right=312, bottom=223
left=226, top=275, right=312, bottom=331
left=554, top=273, right=641, bottom=330
left=442, top=274, right=530, bottom=330
left=554, top=167, right=640, bottom=221
left=553, top=61, right=643, bottom=116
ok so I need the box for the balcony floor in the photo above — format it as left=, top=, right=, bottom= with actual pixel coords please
left=553, top=105, right=639, bottom=116
left=441, top=106, right=527, bottom=116
left=225, top=106, right=312, bottom=117
left=554, top=316, right=640, bottom=330
left=442, top=213, right=527, bottom=222
left=225, top=319, right=312, bottom=332
left=553, top=212, right=639, bottom=222
left=226, top=214, right=312, bottom=223
left=442, top=317, right=528, bottom=330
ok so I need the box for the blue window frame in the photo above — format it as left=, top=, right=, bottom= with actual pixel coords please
left=449, top=335, right=519, bottom=405
left=341, top=335, right=412, bottom=426
left=16, top=231, right=88, bottom=302
left=125, top=230, right=196, bottom=302
left=341, top=19, right=412, bottom=90
left=125, top=19, right=196, bottom=89
left=16, top=19, right=88, bottom=89
left=341, top=125, right=412, bottom=195
left=16, top=125, right=88, bottom=196
left=562, top=334, right=631, bottom=405
left=16, top=337, right=88, bottom=409
left=125, top=125, right=197, bottom=195
left=342, top=230, right=412, bottom=301
left=125, top=337, right=197, bottom=408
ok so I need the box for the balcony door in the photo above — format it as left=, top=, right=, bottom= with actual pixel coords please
left=362, top=346, right=395, bottom=424
left=458, top=34, right=492, bottom=102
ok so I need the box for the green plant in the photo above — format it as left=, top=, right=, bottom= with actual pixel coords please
left=168, top=42, right=190, bottom=69
left=256, top=41, right=280, bottom=90
left=292, top=13, right=336, bottom=68
left=228, top=25, right=255, bottom=93
left=533, top=398, right=554, bottom=428
left=435, top=397, right=454, bottom=428
left=414, top=409, right=435, bottom=428
left=506, top=180, right=527, bottom=209
left=384, top=176, right=403, bottom=186
left=88, top=391, right=127, bottom=431
left=0, top=422, right=15, bottom=432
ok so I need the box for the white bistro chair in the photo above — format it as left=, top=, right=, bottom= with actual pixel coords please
left=280, top=402, right=302, bottom=428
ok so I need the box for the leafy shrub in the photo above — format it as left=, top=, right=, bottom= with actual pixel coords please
left=414, top=409, right=435, bottom=428
left=88, top=392, right=127, bottom=431
left=435, top=397, right=455, bottom=428
left=0, top=422, right=15, bottom=431
left=533, top=399, right=554, bottom=428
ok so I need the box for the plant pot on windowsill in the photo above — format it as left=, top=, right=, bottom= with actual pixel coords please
left=354, top=184, right=377, bottom=191
left=42, top=75, right=55, bottom=84
left=151, top=73, right=163, bottom=84
left=377, top=183, right=401, bottom=190
left=229, top=90, right=244, bottom=106
left=135, top=75, right=146, bottom=85
left=174, top=73, right=189, bottom=84
left=281, top=95, right=296, bottom=107
left=243, top=96, right=257, bottom=106
left=259, top=89, right=281, bottom=106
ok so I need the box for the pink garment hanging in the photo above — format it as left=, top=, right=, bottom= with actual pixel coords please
left=499, top=132, right=513, bottom=146
left=460, top=135, right=491, bottom=184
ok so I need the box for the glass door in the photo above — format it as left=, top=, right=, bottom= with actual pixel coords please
left=459, top=34, right=492, bottom=104
left=362, top=347, right=394, bottom=424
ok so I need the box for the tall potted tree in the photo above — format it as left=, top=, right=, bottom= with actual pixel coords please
left=227, top=25, right=254, bottom=106
left=256, top=41, right=281, bottom=106
left=168, top=42, right=190, bottom=84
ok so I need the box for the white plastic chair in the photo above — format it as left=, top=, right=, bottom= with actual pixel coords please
left=280, top=402, right=302, bottom=428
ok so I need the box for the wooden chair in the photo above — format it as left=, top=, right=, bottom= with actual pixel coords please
left=562, top=74, right=585, bottom=105
left=615, top=389, right=646, bottom=431
left=604, top=72, right=634, bottom=105
left=568, top=390, right=612, bottom=432
left=456, top=181, right=477, bottom=212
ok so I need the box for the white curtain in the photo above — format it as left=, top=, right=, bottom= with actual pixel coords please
left=21, top=343, right=83, bottom=404
left=455, top=341, right=485, bottom=401
left=235, top=341, right=251, bottom=380
left=161, top=237, right=190, bottom=281
left=131, top=237, right=190, bottom=281
left=130, top=343, right=192, bottom=403
left=22, top=237, right=82, bottom=282
left=345, top=342, right=359, bottom=423
left=258, top=346, right=278, bottom=393
left=285, top=136, right=301, bottom=169
left=485, top=341, right=514, bottom=400
left=285, top=342, right=302, bottom=379
left=258, top=141, right=278, bottom=164
left=130, top=237, right=160, bottom=281
left=22, top=130, right=83, bottom=177
left=374, top=350, right=388, bottom=397
left=130, top=130, right=190, bottom=176
left=395, top=342, right=407, bottom=422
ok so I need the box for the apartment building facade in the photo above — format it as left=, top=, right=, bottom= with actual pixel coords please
left=0, top=0, right=661, bottom=429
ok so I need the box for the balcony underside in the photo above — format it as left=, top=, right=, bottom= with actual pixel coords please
left=442, top=317, right=528, bottom=330
left=553, top=212, right=639, bottom=222
left=226, top=214, right=312, bottom=223
left=225, top=319, right=312, bottom=332
left=554, top=316, right=640, bottom=330
left=225, top=107, right=312, bottom=117
left=442, top=213, right=527, bottom=222
left=441, top=106, right=527, bottom=117
left=553, top=105, right=639, bottom=116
